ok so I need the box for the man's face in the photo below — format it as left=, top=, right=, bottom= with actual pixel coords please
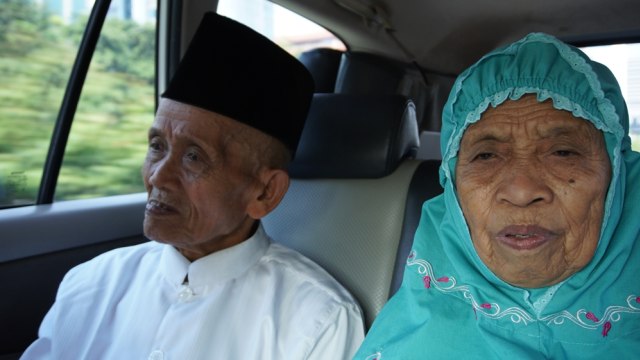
left=455, top=95, right=611, bottom=288
left=142, top=98, right=260, bottom=260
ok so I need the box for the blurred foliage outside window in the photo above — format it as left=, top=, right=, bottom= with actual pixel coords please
left=0, top=0, right=155, bottom=207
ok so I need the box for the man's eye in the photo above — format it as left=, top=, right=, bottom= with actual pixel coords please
left=183, top=148, right=210, bottom=175
left=148, top=139, right=163, bottom=152
left=186, top=151, right=199, bottom=162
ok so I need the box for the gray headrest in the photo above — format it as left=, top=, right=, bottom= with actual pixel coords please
left=298, top=48, right=343, bottom=93
left=289, top=93, right=419, bottom=178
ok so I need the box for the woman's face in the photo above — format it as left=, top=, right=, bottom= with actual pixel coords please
left=455, top=95, right=611, bottom=288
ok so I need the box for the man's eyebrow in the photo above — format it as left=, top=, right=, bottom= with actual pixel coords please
left=148, top=127, right=162, bottom=139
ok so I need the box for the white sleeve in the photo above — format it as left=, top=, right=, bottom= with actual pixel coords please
left=20, top=318, right=54, bottom=360
left=19, top=281, right=65, bottom=360
left=20, top=263, right=86, bottom=360
left=305, top=302, right=366, bottom=360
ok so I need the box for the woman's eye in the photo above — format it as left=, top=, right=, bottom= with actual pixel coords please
left=473, top=152, right=495, bottom=161
left=553, top=149, right=576, bottom=157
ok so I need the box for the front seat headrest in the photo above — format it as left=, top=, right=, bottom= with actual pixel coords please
left=289, top=93, right=419, bottom=179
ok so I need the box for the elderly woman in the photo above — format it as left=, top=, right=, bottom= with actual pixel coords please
left=355, top=32, right=640, bottom=358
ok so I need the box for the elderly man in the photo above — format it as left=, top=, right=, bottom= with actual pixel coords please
left=22, top=12, right=364, bottom=360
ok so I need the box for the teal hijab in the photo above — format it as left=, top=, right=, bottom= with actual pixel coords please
left=355, top=33, right=640, bottom=359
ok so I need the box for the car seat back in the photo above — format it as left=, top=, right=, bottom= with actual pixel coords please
left=263, top=93, right=424, bottom=327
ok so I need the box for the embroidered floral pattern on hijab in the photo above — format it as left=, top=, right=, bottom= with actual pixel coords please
left=407, top=250, right=640, bottom=336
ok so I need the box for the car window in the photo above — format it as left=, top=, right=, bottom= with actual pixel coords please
left=3, top=2, right=634, bottom=210
left=0, top=0, right=156, bottom=207
left=1, top=0, right=79, bottom=207
left=216, top=0, right=345, bottom=57
left=55, top=3, right=156, bottom=201
left=581, top=43, right=640, bottom=152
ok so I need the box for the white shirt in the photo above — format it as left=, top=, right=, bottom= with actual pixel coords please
left=21, top=225, right=365, bottom=360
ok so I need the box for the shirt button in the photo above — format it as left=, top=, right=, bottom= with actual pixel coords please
left=178, top=284, right=195, bottom=302
left=148, top=350, right=164, bottom=360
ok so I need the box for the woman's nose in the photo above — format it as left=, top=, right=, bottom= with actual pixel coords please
left=496, top=162, right=553, bottom=207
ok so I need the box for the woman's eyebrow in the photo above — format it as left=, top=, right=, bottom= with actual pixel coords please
left=538, top=124, right=580, bottom=139
left=463, top=130, right=509, bottom=145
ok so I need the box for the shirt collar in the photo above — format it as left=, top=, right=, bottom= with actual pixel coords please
left=160, top=223, right=271, bottom=288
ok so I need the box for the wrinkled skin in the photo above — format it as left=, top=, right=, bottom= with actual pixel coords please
left=142, top=98, right=289, bottom=261
left=455, top=95, right=611, bottom=288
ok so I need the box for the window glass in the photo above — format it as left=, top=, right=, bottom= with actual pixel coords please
left=0, top=0, right=81, bottom=207
left=0, top=0, right=156, bottom=207
left=217, top=0, right=345, bottom=57
left=581, top=44, right=640, bottom=152
left=56, top=1, right=156, bottom=200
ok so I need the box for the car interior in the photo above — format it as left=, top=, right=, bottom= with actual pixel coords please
left=1, top=0, right=639, bottom=358
left=263, top=92, right=441, bottom=327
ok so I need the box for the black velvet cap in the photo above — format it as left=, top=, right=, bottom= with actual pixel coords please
left=162, top=12, right=314, bottom=156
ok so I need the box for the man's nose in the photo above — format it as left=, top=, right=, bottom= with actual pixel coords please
left=495, top=160, right=553, bottom=207
left=147, top=156, right=179, bottom=190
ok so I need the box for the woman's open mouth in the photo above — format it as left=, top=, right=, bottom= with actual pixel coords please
left=495, top=225, right=558, bottom=251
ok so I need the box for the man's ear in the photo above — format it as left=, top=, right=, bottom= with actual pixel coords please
left=246, top=169, right=290, bottom=219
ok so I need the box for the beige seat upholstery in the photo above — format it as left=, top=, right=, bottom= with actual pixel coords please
left=263, top=93, right=426, bottom=328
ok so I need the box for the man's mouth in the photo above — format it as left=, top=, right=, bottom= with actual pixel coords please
left=145, top=199, right=178, bottom=215
left=495, top=225, right=558, bottom=251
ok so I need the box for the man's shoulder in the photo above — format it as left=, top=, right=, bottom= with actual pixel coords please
left=80, top=240, right=159, bottom=268
left=259, top=242, right=359, bottom=308
left=64, top=241, right=161, bottom=284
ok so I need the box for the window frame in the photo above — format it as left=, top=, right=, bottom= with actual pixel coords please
left=34, top=0, right=112, bottom=205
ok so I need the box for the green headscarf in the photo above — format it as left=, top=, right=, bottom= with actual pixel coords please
left=355, top=33, right=640, bottom=359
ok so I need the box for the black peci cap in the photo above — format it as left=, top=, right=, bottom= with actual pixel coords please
left=162, top=12, right=314, bottom=156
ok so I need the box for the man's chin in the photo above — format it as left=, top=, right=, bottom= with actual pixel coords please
left=143, top=221, right=175, bottom=244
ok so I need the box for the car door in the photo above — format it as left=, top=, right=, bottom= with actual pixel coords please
left=0, top=0, right=159, bottom=357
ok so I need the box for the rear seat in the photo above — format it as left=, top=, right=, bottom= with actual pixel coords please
left=263, top=93, right=442, bottom=328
